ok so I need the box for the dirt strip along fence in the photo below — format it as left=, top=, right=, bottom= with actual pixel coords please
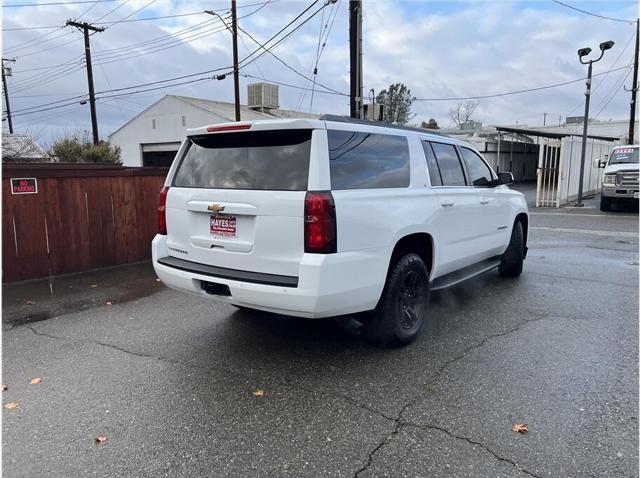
left=3, top=163, right=168, bottom=283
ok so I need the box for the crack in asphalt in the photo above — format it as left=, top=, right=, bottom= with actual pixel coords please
left=353, top=316, right=555, bottom=477
left=403, top=422, right=541, bottom=478
left=26, top=315, right=556, bottom=477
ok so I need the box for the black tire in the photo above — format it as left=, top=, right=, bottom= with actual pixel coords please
left=600, top=196, right=612, bottom=212
left=499, top=221, right=524, bottom=278
left=364, top=253, right=429, bottom=347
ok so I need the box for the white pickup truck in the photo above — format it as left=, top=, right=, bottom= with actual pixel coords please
left=599, top=145, right=639, bottom=212
left=153, top=115, right=529, bottom=346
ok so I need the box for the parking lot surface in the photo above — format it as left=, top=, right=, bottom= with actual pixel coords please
left=3, top=209, right=638, bottom=477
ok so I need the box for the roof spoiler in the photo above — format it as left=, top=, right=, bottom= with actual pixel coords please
left=319, top=114, right=449, bottom=137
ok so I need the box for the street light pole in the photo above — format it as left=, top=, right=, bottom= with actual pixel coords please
left=576, top=40, right=614, bottom=207
left=576, top=60, right=593, bottom=207
left=205, top=5, right=240, bottom=121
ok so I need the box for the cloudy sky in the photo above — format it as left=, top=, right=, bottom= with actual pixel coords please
left=2, top=0, right=638, bottom=145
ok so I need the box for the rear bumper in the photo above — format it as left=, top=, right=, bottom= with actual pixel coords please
left=152, top=235, right=388, bottom=318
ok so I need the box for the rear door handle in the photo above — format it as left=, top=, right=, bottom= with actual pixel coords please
left=440, top=200, right=454, bottom=208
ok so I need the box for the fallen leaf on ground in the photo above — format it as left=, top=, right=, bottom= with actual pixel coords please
left=95, top=436, right=107, bottom=444
left=253, top=389, right=265, bottom=397
left=26, top=300, right=35, bottom=305
left=29, top=378, right=42, bottom=385
left=155, top=278, right=161, bottom=282
left=2, top=384, right=7, bottom=391
left=512, top=423, right=528, bottom=433
left=4, top=402, right=18, bottom=410
left=106, top=301, right=113, bottom=305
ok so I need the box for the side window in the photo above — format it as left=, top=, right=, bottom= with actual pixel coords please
left=430, top=142, right=466, bottom=186
left=328, top=130, right=410, bottom=190
left=421, top=141, right=442, bottom=186
left=459, top=147, right=494, bottom=187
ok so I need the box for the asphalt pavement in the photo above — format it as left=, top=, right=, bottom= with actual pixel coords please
left=2, top=208, right=638, bottom=477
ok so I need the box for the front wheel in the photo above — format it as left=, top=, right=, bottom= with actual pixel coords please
left=600, top=196, right=612, bottom=212
left=363, top=253, right=429, bottom=347
left=499, top=221, right=524, bottom=278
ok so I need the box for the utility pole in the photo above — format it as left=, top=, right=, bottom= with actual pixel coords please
left=625, top=19, right=639, bottom=144
left=2, top=58, right=16, bottom=134
left=349, top=0, right=362, bottom=119
left=66, top=20, right=104, bottom=144
left=230, top=1, right=241, bottom=121
left=205, top=4, right=240, bottom=121
left=543, top=112, right=547, bottom=126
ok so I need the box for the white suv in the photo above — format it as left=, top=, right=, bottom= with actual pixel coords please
left=153, top=115, right=528, bottom=346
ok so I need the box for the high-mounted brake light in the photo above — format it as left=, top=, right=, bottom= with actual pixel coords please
left=206, top=123, right=252, bottom=133
left=158, top=186, right=169, bottom=235
left=304, top=191, right=336, bottom=254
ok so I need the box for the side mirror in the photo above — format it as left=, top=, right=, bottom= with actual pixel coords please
left=498, top=172, right=514, bottom=185
left=598, top=160, right=607, bottom=168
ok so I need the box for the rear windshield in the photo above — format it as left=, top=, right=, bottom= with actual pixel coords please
left=172, top=129, right=312, bottom=190
left=609, top=148, right=638, bottom=165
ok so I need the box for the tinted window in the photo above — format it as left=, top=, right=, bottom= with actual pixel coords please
left=173, top=130, right=311, bottom=190
left=421, top=141, right=442, bottom=186
left=431, top=142, right=466, bottom=186
left=328, top=130, right=410, bottom=189
left=459, top=147, right=494, bottom=186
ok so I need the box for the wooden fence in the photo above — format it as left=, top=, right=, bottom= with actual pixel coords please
left=3, top=163, right=168, bottom=282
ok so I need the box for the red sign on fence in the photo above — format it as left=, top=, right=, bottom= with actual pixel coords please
left=10, top=178, right=38, bottom=195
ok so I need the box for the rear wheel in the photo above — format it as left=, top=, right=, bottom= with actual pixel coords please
left=499, top=221, right=524, bottom=278
left=600, top=196, right=612, bottom=212
left=364, top=253, right=429, bottom=347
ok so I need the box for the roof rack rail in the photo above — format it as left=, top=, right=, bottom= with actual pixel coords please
left=319, top=114, right=449, bottom=137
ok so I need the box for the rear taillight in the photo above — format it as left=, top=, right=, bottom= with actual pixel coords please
left=158, top=186, right=169, bottom=235
left=304, top=191, right=336, bottom=254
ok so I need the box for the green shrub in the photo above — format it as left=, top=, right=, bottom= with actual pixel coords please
left=49, top=132, right=121, bottom=164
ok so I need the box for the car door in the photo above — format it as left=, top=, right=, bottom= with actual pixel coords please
left=423, top=141, right=485, bottom=276
left=457, top=146, right=511, bottom=257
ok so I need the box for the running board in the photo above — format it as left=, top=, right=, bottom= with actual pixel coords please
left=430, top=257, right=501, bottom=291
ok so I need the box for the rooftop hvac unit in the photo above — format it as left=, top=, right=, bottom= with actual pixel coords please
left=247, top=83, right=279, bottom=110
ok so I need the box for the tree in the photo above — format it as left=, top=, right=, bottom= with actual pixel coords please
left=448, top=100, right=479, bottom=128
left=375, top=83, right=413, bottom=125
left=421, top=118, right=440, bottom=130
left=49, top=131, right=121, bottom=164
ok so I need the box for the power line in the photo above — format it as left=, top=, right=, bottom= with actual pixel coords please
left=93, top=25, right=229, bottom=65
left=4, top=0, right=148, bottom=7
left=412, top=64, right=633, bottom=101
left=592, top=66, right=633, bottom=118
left=242, top=73, right=346, bottom=96
left=296, top=0, right=340, bottom=110
left=551, top=0, right=635, bottom=24
left=239, top=0, right=320, bottom=66
left=237, top=24, right=345, bottom=95
left=100, top=0, right=155, bottom=28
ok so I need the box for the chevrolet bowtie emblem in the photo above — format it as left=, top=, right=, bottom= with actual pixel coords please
left=207, top=203, right=225, bottom=213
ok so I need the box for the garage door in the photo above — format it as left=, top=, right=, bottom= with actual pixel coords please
left=141, top=142, right=181, bottom=167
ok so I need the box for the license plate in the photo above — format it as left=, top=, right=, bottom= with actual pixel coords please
left=210, top=214, right=237, bottom=237
left=634, top=192, right=639, bottom=199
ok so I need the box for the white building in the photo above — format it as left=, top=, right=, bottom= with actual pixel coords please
left=108, top=83, right=318, bottom=167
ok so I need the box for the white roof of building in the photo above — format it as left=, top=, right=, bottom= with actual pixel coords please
left=2, top=134, right=49, bottom=161
left=108, top=94, right=319, bottom=138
